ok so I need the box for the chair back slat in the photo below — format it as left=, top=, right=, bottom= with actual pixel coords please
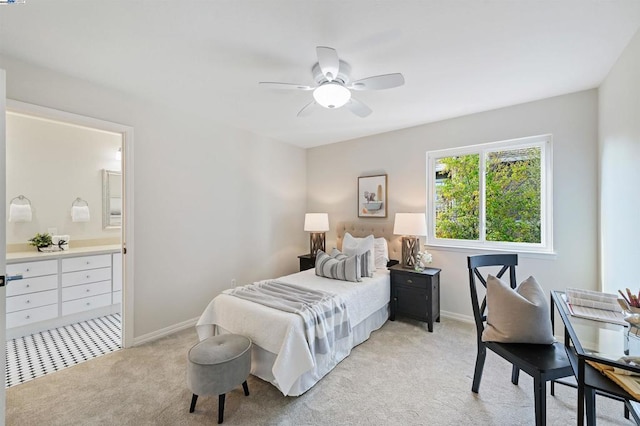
left=467, top=254, right=518, bottom=341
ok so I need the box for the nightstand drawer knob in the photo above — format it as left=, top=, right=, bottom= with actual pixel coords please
left=407, top=279, right=413, bottom=284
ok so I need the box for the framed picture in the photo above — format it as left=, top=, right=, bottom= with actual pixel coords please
left=358, top=174, right=387, bottom=218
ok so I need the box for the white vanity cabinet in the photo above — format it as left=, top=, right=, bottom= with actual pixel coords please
left=6, top=248, right=122, bottom=339
left=6, top=259, right=59, bottom=329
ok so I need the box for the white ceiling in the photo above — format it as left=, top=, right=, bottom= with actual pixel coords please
left=1, top=1, right=639, bottom=148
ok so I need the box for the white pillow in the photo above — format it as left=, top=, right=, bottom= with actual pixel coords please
left=342, top=233, right=375, bottom=277
left=481, top=275, right=555, bottom=345
left=374, top=237, right=389, bottom=269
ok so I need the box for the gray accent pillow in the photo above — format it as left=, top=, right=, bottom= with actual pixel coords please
left=315, top=250, right=362, bottom=282
left=482, top=275, right=555, bottom=345
left=330, top=248, right=371, bottom=278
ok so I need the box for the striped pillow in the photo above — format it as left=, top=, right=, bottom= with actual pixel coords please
left=315, top=250, right=362, bottom=282
left=331, top=248, right=371, bottom=278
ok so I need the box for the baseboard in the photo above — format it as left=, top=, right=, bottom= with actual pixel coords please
left=441, top=310, right=474, bottom=324
left=133, top=316, right=199, bottom=346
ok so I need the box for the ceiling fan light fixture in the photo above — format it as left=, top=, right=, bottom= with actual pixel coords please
left=313, top=82, right=351, bottom=109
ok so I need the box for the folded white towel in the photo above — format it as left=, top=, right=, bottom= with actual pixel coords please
left=9, top=203, right=32, bottom=222
left=71, top=205, right=90, bottom=222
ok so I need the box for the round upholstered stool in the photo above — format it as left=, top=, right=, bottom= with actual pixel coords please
left=187, top=334, right=252, bottom=424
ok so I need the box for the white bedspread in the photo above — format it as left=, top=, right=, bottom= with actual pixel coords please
left=195, top=268, right=390, bottom=395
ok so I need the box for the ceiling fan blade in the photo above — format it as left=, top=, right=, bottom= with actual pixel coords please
left=316, top=46, right=340, bottom=82
left=297, top=101, right=316, bottom=117
left=259, top=82, right=314, bottom=90
left=345, top=98, right=372, bottom=118
left=349, top=73, right=405, bottom=91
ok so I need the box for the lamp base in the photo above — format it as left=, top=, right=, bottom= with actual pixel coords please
left=401, top=236, right=419, bottom=269
left=310, top=233, right=326, bottom=257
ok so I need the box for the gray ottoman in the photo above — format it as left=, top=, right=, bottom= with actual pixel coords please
left=187, top=334, right=252, bottom=424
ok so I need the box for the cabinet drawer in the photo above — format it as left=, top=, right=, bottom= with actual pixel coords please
left=62, top=267, right=111, bottom=287
left=62, top=254, right=111, bottom=273
left=7, top=274, right=58, bottom=297
left=7, top=304, right=58, bottom=329
left=62, top=280, right=111, bottom=302
left=392, top=272, right=427, bottom=288
left=7, top=289, right=58, bottom=313
left=62, top=293, right=112, bottom=316
left=7, top=259, right=57, bottom=279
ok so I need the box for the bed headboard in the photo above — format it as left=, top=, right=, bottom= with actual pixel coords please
left=335, top=221, right=401, bottom=262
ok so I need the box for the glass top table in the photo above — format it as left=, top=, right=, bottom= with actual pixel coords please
left=551, top=291, right=640, bottom=425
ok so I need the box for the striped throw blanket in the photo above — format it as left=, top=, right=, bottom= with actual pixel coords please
left=228, top=281, right=351, bottom=357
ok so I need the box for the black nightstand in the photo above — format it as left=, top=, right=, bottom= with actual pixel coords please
left=389, top=264, right=441, bottom=332
left=298, top=254, right=316, bottom=271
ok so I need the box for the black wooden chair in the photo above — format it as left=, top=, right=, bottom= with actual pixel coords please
left=468, top=254, right=574, bottom=426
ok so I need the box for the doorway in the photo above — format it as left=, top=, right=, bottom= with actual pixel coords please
left=4, top=100, right=134, bottom=386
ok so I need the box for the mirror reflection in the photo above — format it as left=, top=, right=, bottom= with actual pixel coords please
left=103, top=169, right=122, bottom=229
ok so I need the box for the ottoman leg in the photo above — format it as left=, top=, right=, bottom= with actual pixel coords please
left=189, top=394, right=198, bottom=413
left=218, top=393, right=225, bottom=424
left=242, top=380, right=250, bottom=396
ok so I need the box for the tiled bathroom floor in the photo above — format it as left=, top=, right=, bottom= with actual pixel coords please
left=5, top=314, right=121, bottom=388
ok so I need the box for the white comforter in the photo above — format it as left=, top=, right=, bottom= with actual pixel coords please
left=195, top=268, right=390, bottom=395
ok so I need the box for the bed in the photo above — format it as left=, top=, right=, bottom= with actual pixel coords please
left=195, top=222, right=401, bottom=396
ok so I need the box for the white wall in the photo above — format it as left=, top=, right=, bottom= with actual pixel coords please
left=599, top=29, right=640, bottom=294
left=0, top=55, right=308, bottom=338
left=308, top=90, right=599, bottom=320
left=6, top=112, right=122, bottom=246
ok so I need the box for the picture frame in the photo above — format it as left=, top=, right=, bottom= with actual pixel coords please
left=358, top=174, right=387, bottom=218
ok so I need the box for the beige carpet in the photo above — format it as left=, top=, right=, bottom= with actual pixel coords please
left=6, top=318, right=635, bottom=425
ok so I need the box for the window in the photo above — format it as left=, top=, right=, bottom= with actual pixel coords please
left=426, top=134, right=553, bottom=253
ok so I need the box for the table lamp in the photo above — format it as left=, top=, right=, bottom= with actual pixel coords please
left=304, top=213, right=329, bottom=257
left=393, top=213, right=427, bottom=268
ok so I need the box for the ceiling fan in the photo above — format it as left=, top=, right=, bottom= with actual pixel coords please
left=259, top=46, right=405, bottom=118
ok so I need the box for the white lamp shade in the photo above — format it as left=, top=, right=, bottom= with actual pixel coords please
left=313, top=83, right=351, bottom=109
left=304, top=213, right=329, bottom=232
left=393, top=213, right=427, bottom=236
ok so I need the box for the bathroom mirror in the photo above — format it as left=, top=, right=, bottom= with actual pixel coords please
left=103, top=169, right=122, bottom=229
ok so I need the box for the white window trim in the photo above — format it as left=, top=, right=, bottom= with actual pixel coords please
left=426, top=134, right=554, bottom=254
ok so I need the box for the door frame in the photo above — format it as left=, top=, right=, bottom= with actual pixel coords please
left=6, top=99, right=135, bottom=348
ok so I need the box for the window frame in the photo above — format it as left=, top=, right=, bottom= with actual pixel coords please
left=426, top=134, right=553, bottom=254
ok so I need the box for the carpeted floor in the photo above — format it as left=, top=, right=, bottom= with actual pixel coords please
left=5, top=317, right=636, bottom=425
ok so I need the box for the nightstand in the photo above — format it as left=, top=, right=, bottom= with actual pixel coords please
left=389, top=264, right=441, bottom=332
left=297, top=254, right=316, bottom=271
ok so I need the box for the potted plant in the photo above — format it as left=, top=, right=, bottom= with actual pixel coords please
left=28, top=233, right=53, bottom=252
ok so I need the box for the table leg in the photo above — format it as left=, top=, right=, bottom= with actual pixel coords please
left=577, top=360, right=585, bottom=426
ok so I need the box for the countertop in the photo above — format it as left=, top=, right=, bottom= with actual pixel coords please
left=6, top=244, right=122, bottom=263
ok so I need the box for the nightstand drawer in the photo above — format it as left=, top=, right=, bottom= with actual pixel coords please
left=392, top=272, right=427, bottom=288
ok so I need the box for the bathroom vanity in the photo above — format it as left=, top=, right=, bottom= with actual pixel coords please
left=6, top=245, right=122, bottom=340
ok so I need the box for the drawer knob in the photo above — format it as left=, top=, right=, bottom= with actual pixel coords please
left=25, top=300, right=30, bottom=304
left=86, top=275, right=91, bottom=279
left=86, top=289, right=91, bottom=292
left=86, top=261, right=90, bottom=264
left=25, top=268, right=30, bottom=272
left=26, top=284, right=30, bottom=288
left=86, top=302, right=91, bottom=306
left=25, top=315, right=30, bottom=319
left=407, top=279, right=413, bottom=284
